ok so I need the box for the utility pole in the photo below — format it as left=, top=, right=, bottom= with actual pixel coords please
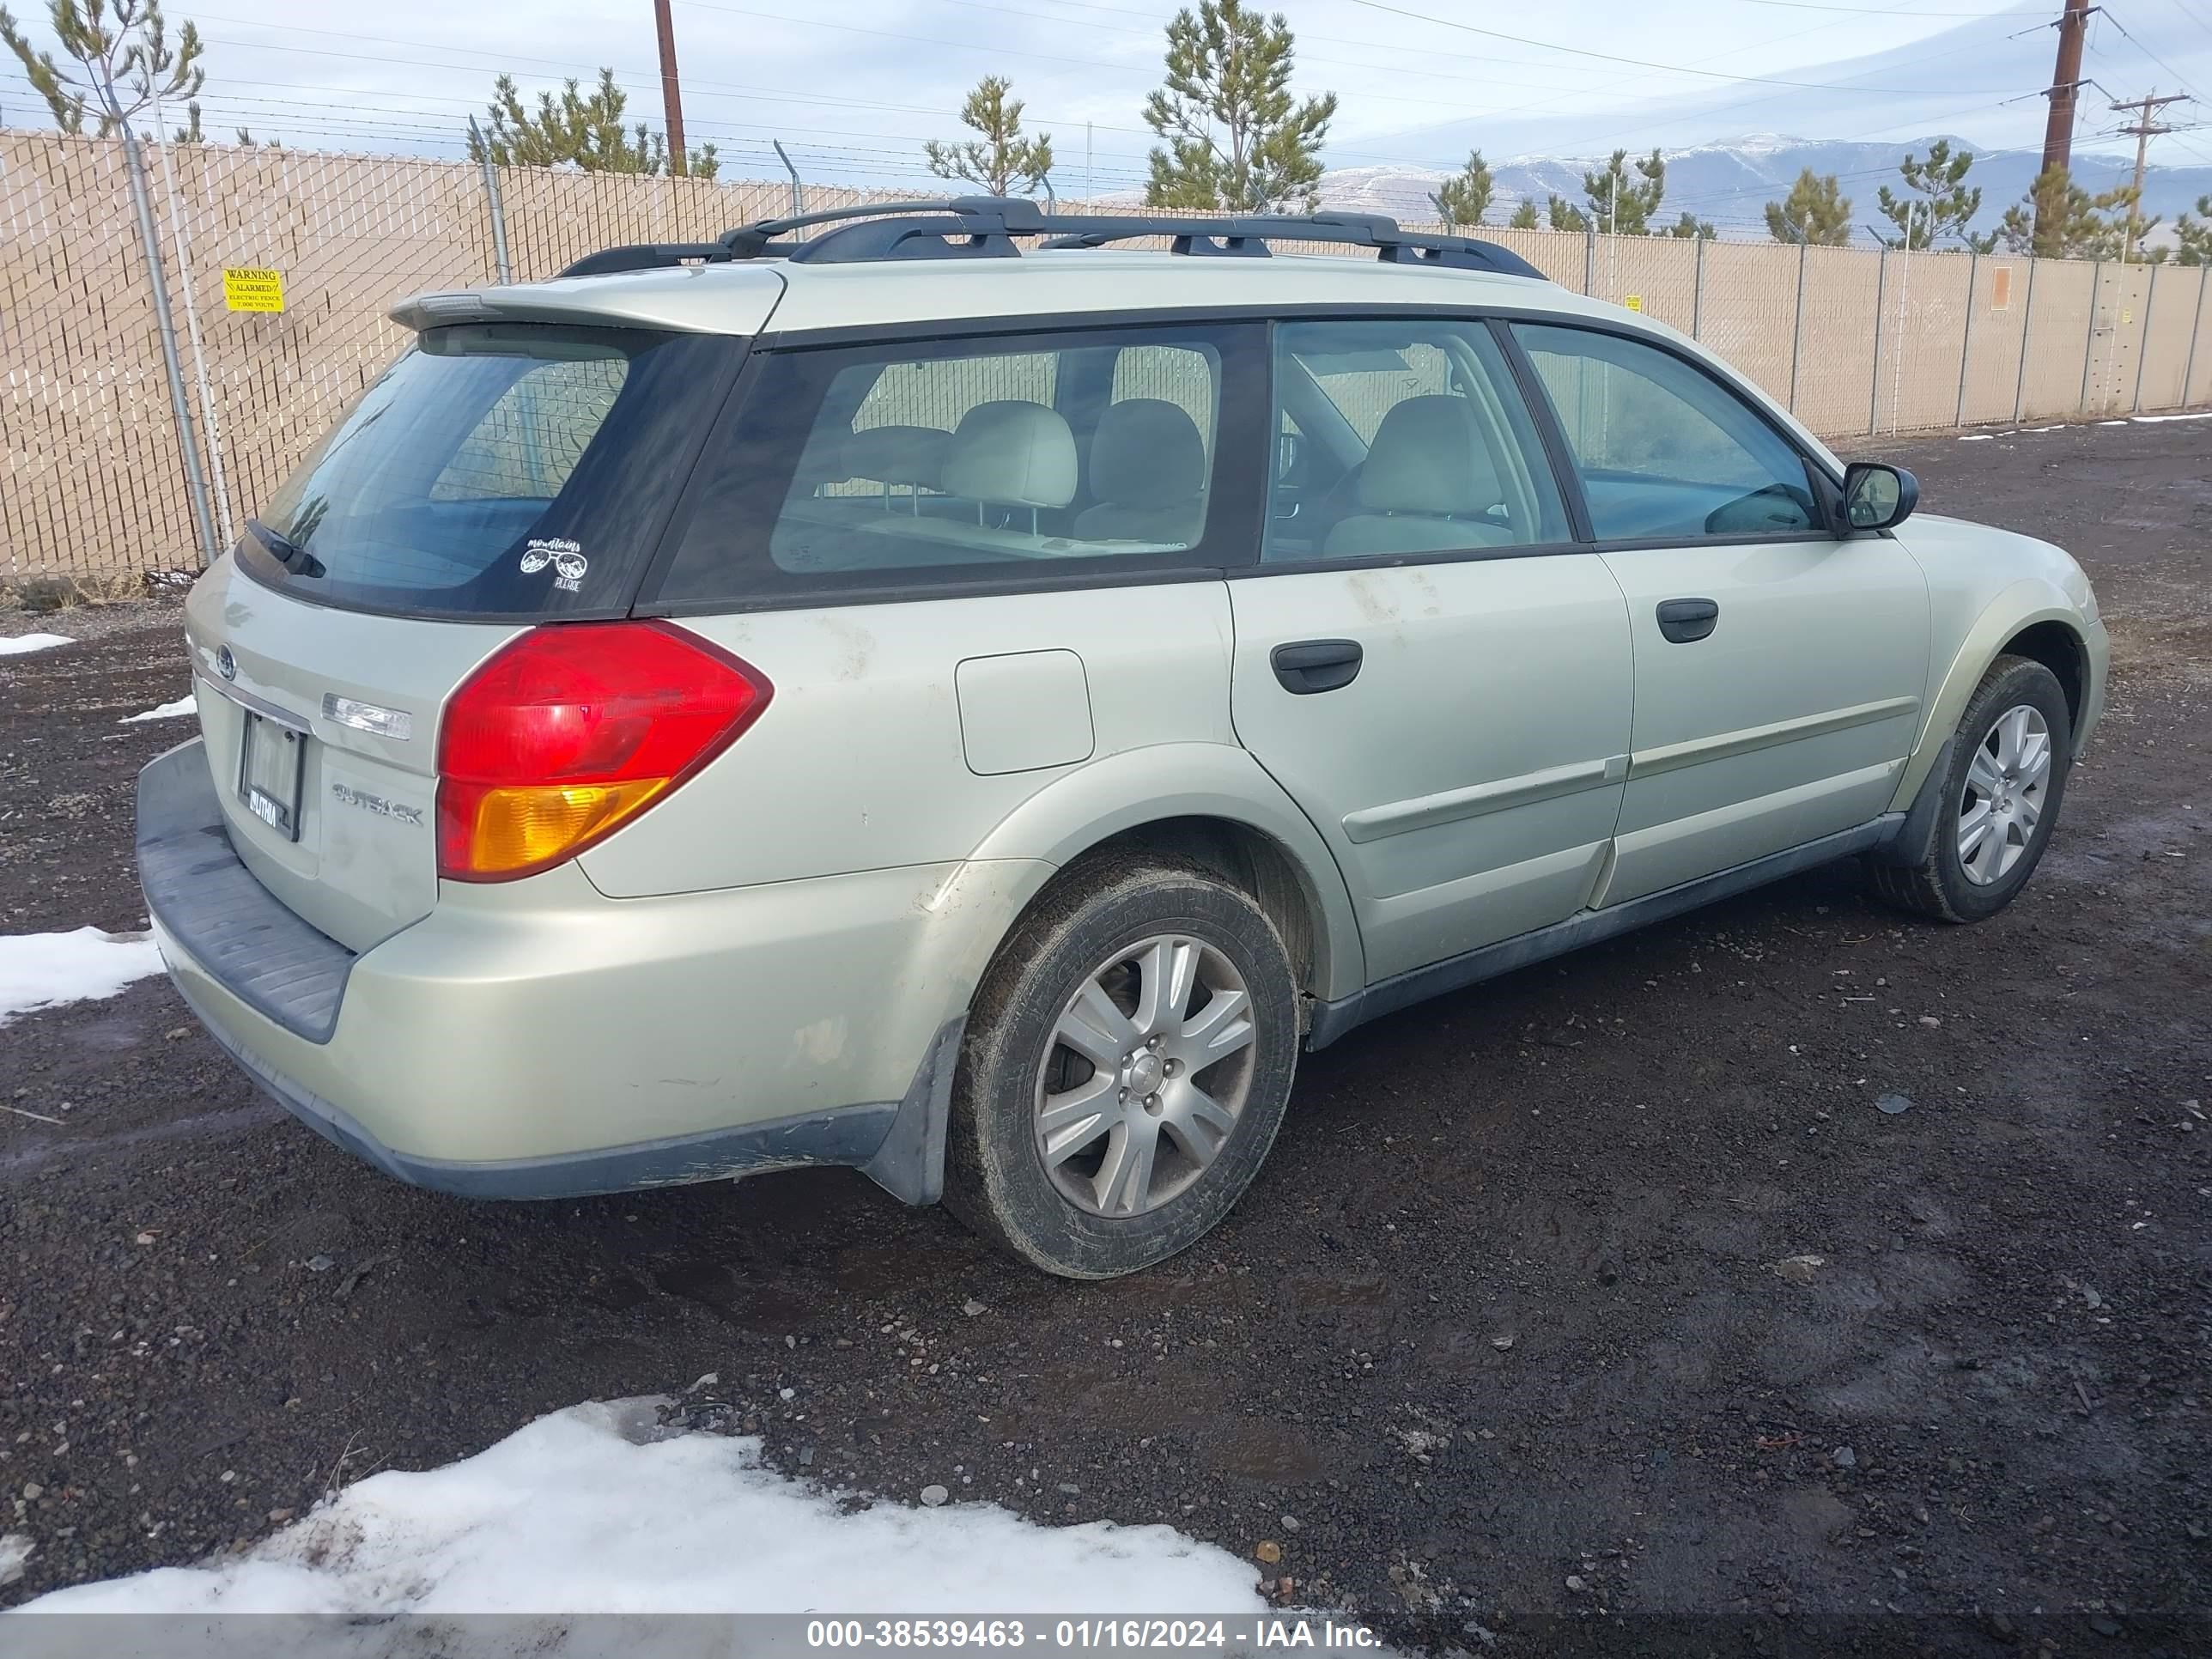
left=653, top=0, right=689, bottom=177
left=2036, top=0, right=2095, bottom=249
left=2109, top=88, right=2188, bottom=260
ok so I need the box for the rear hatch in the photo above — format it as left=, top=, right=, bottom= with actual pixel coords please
left=184, top=317, right=747, bottom=952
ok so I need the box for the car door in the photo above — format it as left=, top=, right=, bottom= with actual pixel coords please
left=1227, top=317, right=1635, bottom=986
left=1510, top=321, right=1931, bottom=908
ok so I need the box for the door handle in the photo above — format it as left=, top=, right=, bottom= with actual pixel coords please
left=1656, top=598, right=1720, bottom=644
left=1271, top=638, right=1363, bottom=695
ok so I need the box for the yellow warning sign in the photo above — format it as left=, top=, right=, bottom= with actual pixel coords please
left=222, top=268, right=285, bottom=313
left=1623, top=294, right=1643, bottom=312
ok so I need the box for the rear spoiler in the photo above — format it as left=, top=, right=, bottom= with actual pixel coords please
left=389, top=264, right=785, bottom=336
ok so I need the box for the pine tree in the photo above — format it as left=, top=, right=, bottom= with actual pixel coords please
left=2, top=0, right=201, bottom=135
left=1429, top=149, right=1492, bottom=229
left=1996, top=166, right=2138, bottom=259
left=926, top=76, right=1053, bottom=198
left=2105, top=184, right=2161, bottom=262
left=1547, top=193, right=1589, bottom=233
left=1581, top=148, right=1665, bottom=235
left=2178, top=196, right=2212, bottom=266
left=1509, top=198, right=1539, bottom=230
left=1666, top=210, right=1716, bottom=240
left=1876, top=139, right=1981, bottom=250
left=1143, top=0, right=1337, bottom=212
left=1764, top=168, right=1851, bottom=246
left=470, top=68, right=719, bottom=179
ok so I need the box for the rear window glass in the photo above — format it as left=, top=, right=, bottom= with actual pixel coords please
left=652, top=323, right=1265, bottom=609
left=239, top=324, right=738, bottom=619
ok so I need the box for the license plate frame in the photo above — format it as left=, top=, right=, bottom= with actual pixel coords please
left=237, top=709, right=307, bottom=842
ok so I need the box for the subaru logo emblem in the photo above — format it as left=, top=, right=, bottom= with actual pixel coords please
left=216, top=645, right=237, bottom=682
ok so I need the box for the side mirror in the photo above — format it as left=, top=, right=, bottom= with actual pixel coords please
left=1841, top=462, right=1918, bottom=533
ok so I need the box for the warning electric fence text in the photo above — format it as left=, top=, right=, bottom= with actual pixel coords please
left=805, top=1619, right=1384, bottom=1650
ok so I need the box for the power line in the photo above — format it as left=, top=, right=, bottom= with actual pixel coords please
left=902, top=0, right=1613, bottom=91
left=173, top=13, right=1863, bottom=179
left=174, top=3, right=2074, bottom=182
left=1730, top=0, right=2014, bottom=12
left=2165, top=0, right=2212, bottom=46
left=2098, top=8, right=2212, bottom=100
left=1467, top=9, right=2039, bottom=167
left=1339, top=0, right=2019, bottom=93
left=672, top=0, right=1626, bottom=114
left=1367, top=0, right=1990, bottom=161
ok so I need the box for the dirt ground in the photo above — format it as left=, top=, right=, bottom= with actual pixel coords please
left=1, top=418, right=2206, bottom=1655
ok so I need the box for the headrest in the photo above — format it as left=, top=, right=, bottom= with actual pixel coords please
left=941, top=401, right=1078, bottom=508
left=1356, top=396, right=1498, bottom=518
left=843, top=424, right=948, bottom=489
left=1089, top=398, right=1206, bottom=507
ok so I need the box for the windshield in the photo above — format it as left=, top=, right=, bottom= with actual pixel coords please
left=240, top=323, right=738, bottom=619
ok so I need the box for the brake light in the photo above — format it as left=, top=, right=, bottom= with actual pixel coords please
left=437, top=622, right=770, bottom=882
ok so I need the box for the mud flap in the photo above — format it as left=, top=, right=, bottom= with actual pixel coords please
left=860, top=1016, right=965, bottom=1207
left=1866, top=737, right=1955, bottom=869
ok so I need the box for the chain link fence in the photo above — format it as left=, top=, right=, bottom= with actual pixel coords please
left=5, top=128, right=2209, bottom=587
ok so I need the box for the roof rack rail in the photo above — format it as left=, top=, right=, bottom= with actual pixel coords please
left=562, top=241, right=732, bottom=277
left=559, top=196, right=1546, bottom=281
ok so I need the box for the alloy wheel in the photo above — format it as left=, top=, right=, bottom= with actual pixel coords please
left=1031, top=933, right=1258, bottom=1218
left=1957, top=702, right=2052, bottom=886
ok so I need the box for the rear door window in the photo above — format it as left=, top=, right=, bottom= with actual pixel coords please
left=1263, top=318, right=1571, bottom=562
left=650, top=322, right=1267, bottom=609
left=238, top=324, right=738, bottom=619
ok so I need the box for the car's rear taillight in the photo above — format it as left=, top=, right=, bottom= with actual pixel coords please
left=436, top=621, right=770, bottom=882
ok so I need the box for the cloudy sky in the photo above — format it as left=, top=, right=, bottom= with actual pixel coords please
left=5, top=0, right=2210, bottom=193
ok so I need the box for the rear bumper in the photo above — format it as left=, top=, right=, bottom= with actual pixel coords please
left=137, top=741, right=987, bottom=1202
left=168, top=970, right=913, bottom=1200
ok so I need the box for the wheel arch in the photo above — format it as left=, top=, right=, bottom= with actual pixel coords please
left=1999, top=618, right=2087, bottom=737
left=1888, top=582, right=2097, bottom=815
left=957, top=743, right=1366, bottom=1007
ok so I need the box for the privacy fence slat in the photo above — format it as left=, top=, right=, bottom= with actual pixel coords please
left=1, top=129, right=2202, bottom=584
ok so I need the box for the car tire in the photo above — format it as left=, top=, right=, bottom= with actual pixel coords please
left=1867, top=653, right=2073, bottom=923
left=943, top=854, right=1299, bottom=1279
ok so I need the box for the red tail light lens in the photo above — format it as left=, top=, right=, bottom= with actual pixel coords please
left=437, top=621, right=770, bottom=882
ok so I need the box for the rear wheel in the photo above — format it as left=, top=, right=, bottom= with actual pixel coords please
left=944, top=856, right=1299, bottom=1279
left=1868, top=653, right=2072, bottom=923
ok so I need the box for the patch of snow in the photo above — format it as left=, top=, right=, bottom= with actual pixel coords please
left=120, top=695, right=196, bottom=724
left=0, top=632, right=73, bottom=656
left=0, top=927, right=164, bottom=1027
left=2131, top=410, right=2212, bottom=422
left=15, top=1399, right=1271, bottom=1618
left=2097, top=419, right=2129, bottom=426
left=1957, top=434, right=1995, bottom=441
left=1680, top=131, right=1805, bottom=158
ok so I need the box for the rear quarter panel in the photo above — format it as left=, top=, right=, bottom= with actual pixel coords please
left=580, top=583, right=1238, bottom=893
left=578, top=581, right=1364, bottom=1011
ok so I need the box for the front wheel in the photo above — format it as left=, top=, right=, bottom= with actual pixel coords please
left=944, top=855, right=1300, bottom=1279
left=1868, top=653, right=2073, bottom=923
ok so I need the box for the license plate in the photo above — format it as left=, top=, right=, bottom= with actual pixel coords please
left=237, top=710, right=307, bottom=842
